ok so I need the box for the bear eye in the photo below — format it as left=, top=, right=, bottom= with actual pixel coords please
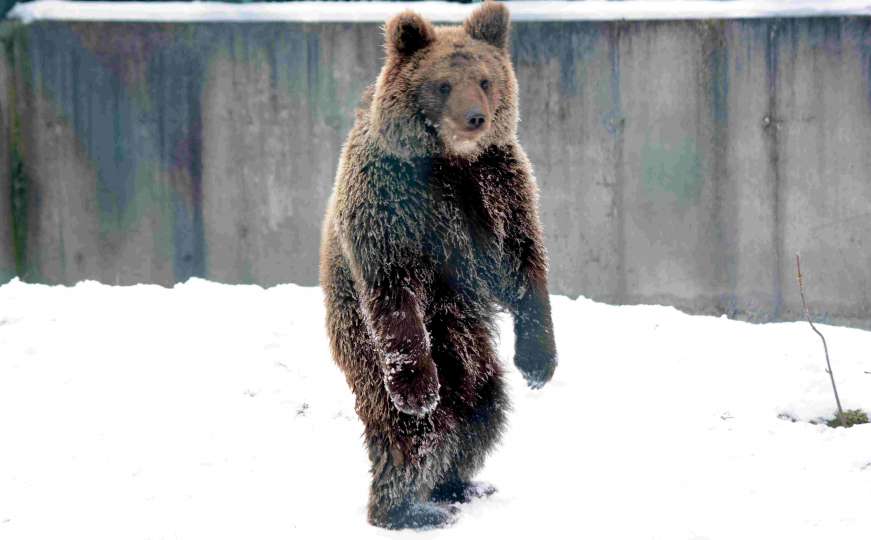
left=438, top=82, right=452, bottom=96
left=480, top=79, right=491, bottom=91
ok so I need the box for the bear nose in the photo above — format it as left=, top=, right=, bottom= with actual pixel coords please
left=465, top=110, right=486, bottom=130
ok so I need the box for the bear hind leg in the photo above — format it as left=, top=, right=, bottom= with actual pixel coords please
left=366, top=435, right=458, bottom=530
left=431, top=369, right=508, bottom=504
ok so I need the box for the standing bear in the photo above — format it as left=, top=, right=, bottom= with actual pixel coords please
left=320, top=1, right=557, bottom=529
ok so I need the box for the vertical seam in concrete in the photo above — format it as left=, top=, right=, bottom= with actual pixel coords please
left=863, top=18, right=871, bottom=122
left=609, top=22, right=627, bottom=304
left=57, top=35, right=73, bottom=284
left=706, top=21, right=731, bottom=315
left=189, top=51, right=206, bottom=279
left=765, top=20, right=784, bottom=320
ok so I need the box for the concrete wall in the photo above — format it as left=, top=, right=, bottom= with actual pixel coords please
left=3, top=18, right=871, bottom=327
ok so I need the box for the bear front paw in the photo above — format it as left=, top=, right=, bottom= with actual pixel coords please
left=514, top=336, right=557, bottom=389
left=384, top=354, right=440, bottom=416
left=515, top=354, right=557, bottom=389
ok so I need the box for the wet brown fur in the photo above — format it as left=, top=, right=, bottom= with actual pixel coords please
left=319, top=2, right=557, bottom=529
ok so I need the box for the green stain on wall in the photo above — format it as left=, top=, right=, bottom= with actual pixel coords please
left=641, top=137, right=703, bottom=206
left=213, top=24, right=361, bottom=134
left=285, top=25, right=370, bottom=133
left=97, top=161, right=159, bottom=235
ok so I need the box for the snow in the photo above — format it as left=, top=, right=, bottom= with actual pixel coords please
left=0, top=278, right=870, bottom=539
left=8, top=0, right=871, bottom=24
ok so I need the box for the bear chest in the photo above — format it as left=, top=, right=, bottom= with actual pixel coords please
left=423, top=164, right=511, bottom=288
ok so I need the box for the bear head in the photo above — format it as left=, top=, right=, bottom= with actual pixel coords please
left=370, top=2, right=519, bottom=160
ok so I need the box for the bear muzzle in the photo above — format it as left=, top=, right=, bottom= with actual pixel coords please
left=465, top=108, right=486, bottom=131
left=440, top=113, right=489, bottom=156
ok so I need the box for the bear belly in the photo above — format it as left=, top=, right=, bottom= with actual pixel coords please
left=426, top=209, right=507, bottom=313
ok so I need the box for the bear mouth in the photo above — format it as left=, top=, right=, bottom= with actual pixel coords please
left=440, top=117, right=485, bottom=156
left=449, top=137, right=480, bottom=156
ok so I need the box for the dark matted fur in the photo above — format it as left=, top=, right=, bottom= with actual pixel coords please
left=319, top=1, right=557, bottom=529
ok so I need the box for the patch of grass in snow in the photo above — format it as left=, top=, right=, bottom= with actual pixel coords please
left=779, top=409, right=869, bottom=428
left=825, top=409, right=869, bottom=429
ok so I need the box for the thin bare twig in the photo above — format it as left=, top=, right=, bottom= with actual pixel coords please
left=796, top=253, right=845, bottom=427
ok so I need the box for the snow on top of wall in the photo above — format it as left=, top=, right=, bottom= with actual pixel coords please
left=9, top=0, right=871, bottom=25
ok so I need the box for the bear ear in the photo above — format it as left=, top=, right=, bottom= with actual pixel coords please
left=384, top=11, right=436, bottom=58
left=464, top=1, right=510, bottom=50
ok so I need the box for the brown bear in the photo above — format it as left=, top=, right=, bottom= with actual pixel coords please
left=319, top=1, right=557, bottom=529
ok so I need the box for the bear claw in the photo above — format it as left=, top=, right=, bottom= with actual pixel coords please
left=431, top=481, right=497, bottom=504
left=389, top=388, right=440, bottom=417
left=384, top=354, right=441, bottom=416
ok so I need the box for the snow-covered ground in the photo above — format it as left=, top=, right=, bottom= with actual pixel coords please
left=0, top=278, right=869, bottom=539
left=10, top=0, right=871, bottom=24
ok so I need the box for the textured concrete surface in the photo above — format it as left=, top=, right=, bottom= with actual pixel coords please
left=8, top=22, right=380, bottom=287
left=3, top=18, right=871, bottom=326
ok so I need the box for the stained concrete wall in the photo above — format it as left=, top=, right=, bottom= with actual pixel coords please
left=0, top=25, right=14, bottom=283
left=3, top=18, right=871, bottom=327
